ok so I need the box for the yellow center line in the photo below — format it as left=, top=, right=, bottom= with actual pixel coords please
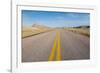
left=48, top=32, right=57, bottom=61
left=48, top=31, right=61, bottom=61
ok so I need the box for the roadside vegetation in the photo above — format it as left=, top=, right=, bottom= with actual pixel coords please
left=65, top=26, right=90, bottom=37
left=22, top=24, right=52, bottom=38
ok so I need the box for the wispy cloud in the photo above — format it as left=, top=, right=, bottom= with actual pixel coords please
left=22, top=10, right=90, bottom=27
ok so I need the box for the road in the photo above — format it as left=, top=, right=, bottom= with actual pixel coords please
left=22, top=30, right=90, bottom=62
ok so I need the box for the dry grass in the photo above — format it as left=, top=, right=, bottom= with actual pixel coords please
left=66, top=28, right=90, bottom=37
left=22, top=26, right=51, bottom=38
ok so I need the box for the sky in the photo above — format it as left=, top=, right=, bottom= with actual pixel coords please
left=22, top=10, right=90, bottom=27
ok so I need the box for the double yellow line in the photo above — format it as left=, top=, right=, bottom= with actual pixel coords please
left=48, top=31, right=61, bottom=61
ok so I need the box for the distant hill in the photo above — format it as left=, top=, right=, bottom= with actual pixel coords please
left=32, top=24, right=50, bottom=29
left=72, top=25, right=90, bottom=28
left=22, top=24, right=52, bottom=38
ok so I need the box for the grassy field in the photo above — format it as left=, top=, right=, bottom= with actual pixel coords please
left=22, top=25, right=90, bottom=38
left=22, top=26, right=52, bottom=38
left=65, top=28, right=90, bottom=37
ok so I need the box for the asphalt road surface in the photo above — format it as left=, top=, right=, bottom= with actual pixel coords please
left=22, top=30, right=90, bottom=62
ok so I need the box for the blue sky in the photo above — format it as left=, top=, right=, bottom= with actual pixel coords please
left=22, top=10, right=90, bottom=27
